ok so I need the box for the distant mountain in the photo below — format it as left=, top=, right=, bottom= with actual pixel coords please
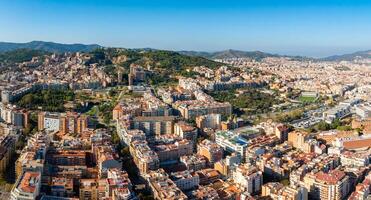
left=179, top=49, right=288, bottom=60
left=322, top=50, right=371, bottom=61
left=0, top=41, right=101, bottom=53
left=179, top=49, right=278, bottom=60
left=5, top=41, right=369, bottom=62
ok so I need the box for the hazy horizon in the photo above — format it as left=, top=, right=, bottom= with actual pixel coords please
left=1, top=40, right=369, bottom=58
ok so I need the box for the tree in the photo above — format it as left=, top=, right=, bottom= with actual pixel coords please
left=111, top=132, right=120, bottom=145
left=316, top=121, right=330, bottom=131
left=16, top=89, right=75, bottom=112
left=23, top=124, right=32, bottom=136
left=330, top=119, right=342, bottom=129
left=120, top=147, right=130, bottom=157
left=22, top=94, right=34, bottom=105
left=337, top=126, right=352, bottom=131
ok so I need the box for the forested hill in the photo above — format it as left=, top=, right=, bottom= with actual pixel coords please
left=179, top=49, right=278, bottom=60
left=0, top=41, right=100, bottom=53
left=0, top=49, right=50, bottom=64
left=86, top=48, right=224, bottom=70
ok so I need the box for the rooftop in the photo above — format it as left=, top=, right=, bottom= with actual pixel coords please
left=315, top=170, right=346, bottom=184
left=17, top=171, right=41, bottom=194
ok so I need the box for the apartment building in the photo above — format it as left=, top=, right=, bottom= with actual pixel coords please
left=189, top=185, right=220, bottom=199
left=11, top=171, right=41, bottom=200
left=15, top=131, right=51, bottom=178
left=106, top=168, right=135, bottom=200
left=170, top=170, right=200, bottom=191
left=50, top=177, right=74, bottom=197
left=0, top=133, right=16, bottom=174
left=348, top=172, right=370, bottom=200
left=262, top=182, right=308, bottom=200
left=146, top=169, right=188, bottom=200
left=79, top=179, right=107, bottom=200
left=195, top=168, right=222, bottom=185
left=174, top=100, right=231, bottom=120
left=340, top=150, right=370, bottom=167
left=306, top=170, right=350, bottom=200
left=49, top=150, right=87, bottom=166
left=38, top=112, right=61, bottom=132
left=233, top=164, right=263, bottom=195
left=112, top=101, right=142, bottom=120
left=116, top=122, right=146, bottom=145
left=150, top=135, right=193, bottom=164
left=195, top=113, right=221, bottom=130
left=288, top=130, right=310, bottom=151
left=214, top=153, right=241, bottom=177
left=215, top=130, right=248, bottom=159
left=93, top=146, right=121, bottom=178
left=1, top=85, right=35, bottom=103
left=38, top=112, right=88, bottom=134
left=0, top=103, right=29, bottom=128
left=174, top=121, right=198, bottom=144
left=355, top=103, right=371, bottom=119
left=180, top=154, right=208, bottom=171
left=197, top=139, right=223, bottom=165
left=129, top=140, right=160, bottom=174
left=323, top=105, right=351, bottom=123
left=131, top=116, right=175, bottom=137
left=275, top=124, right=290, bottom=142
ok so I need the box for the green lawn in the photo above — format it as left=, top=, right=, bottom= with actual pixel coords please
left=299, top=96, right=317, bottom=103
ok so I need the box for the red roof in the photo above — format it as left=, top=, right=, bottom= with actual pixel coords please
left=315, top=170, right=346, bottom=184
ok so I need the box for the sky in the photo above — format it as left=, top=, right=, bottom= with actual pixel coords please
left=1, top=0, right=371, bottom=57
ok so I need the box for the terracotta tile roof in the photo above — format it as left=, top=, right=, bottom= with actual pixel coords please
left=315, top=170, right=346, bottom=184
left=19, top=172, right=40, bottom=193
left=343, top=138, right=371, bottom=149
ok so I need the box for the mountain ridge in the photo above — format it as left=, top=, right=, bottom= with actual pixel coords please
left=0, top=41, right=370, bottom=61
left=178, top=49, right=279, bottom=60
left=321, top=50, right=371, bottom=61
left=0, top=41, right=101, bottom=53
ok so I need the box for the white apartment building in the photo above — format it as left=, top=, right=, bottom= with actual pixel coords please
left=215, top=130, right=248, bottom=159
left=233, top=164, right=263, bottom=194
left=11, top=171, right=41, bottom=200
left=355, top=103, right=371, bottom=119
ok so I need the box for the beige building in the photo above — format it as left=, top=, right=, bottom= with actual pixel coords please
left=129, top=140, right=159, bottom=174
left=174, top=121, right=198, bottom=143
left=11, top=171, right=41, bottom=200
left=79, top=179, right=107, bottom=200
left=195, top=113, right=221, bottom=130
left=262, top=182, right=308, bottom=200
left=233, top=164, right=263, bottom=195
left=304, top=170, right=350, bottom=200
left=175, top=100, right=232, bottom=120
left=197, top=139, right=223, bottom=165
left=38, top=111, right=88, bottom=134
left=0, top=133, right=16, bottom=174
left=146, top=169, right=188, bottom=200
left=151, top=135, right=193, bottom=163
left=132, top=116, right=175, bottom=137
left=288, top=131, right=309, bottom=150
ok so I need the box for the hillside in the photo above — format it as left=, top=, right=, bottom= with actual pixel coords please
left=87, top=48, right=223, bottom=70
left=322, top=50, right=371, bottom=61
left=0, top=49, right=50, bottom=64
left=179, top=49, right=277, bottom=60
left=84, top=48, right=224, bottom=86
left=0, top=41, right=101, bottom=53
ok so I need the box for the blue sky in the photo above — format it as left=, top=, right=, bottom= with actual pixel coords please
left=1, top=0, right=371, bottom=57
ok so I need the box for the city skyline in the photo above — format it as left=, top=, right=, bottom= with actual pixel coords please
left=1, top=0, right=371, bottom=57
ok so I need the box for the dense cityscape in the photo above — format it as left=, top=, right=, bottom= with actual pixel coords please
left=0, top=43, right=369, bottom=200
left=1, top=0, right=371, bottom=199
